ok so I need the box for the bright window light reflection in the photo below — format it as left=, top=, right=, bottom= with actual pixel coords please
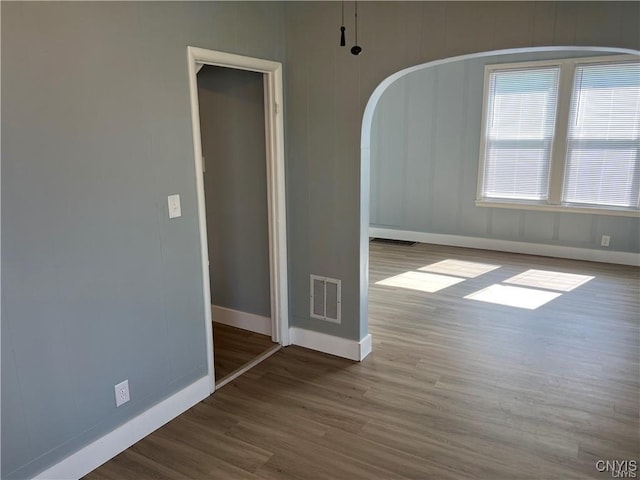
left=419, top=259, right=501, bottom=278
left=504, top=269, right=594, bottom=292
left=376, top=271, right=465, bottom=293
left=465, top=284, right=561, bottom=310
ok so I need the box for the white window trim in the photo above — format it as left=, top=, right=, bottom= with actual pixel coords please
left=476, top=54, right=640, bottom=218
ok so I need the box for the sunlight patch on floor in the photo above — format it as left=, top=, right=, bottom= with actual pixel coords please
left=376, top=271, right=465, bottom=293
left=419, top=259, right=501, bottom=278
left=465, top=284, right=562, bottom=310
left=504, top=269, right=594, bottom=292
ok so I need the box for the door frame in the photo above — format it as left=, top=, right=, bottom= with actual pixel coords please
left=186, top=46, right=289, bottom=394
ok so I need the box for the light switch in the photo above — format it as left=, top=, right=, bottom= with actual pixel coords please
left=168, top=194, right=181, bottom=219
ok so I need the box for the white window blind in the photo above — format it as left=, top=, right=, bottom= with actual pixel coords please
left=482, top=67, right=560, bottom=201
left=563, top=62, right=640, bottom=208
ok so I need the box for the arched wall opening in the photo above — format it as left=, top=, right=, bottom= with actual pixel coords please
left=359, top=46, right=640, bottom=340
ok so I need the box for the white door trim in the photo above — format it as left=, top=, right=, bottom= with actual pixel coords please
left=186, top=47, right=289, bottom=394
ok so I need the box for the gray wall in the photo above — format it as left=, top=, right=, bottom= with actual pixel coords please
left=198, top=66, right=271, bottom=318
left=284, top=1, right=640, bottom=342
left=1, top=2, right=284, bottom=478
left=370, top=49, right=640, bottom=253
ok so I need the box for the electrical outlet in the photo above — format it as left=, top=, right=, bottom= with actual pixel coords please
left=114, top=380, right=130, bottom=407
left=601, top=235, right=611, bottom=247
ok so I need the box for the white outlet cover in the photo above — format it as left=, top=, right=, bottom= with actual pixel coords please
left=114, top=379, right=130, bottom=407
left=167, top=194, right=181, bottom=219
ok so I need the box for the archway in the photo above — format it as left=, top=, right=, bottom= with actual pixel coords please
left=359, top=45, right=640, bottom=340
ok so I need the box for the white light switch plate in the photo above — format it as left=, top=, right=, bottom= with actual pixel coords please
left=168, top=194, right=181, bottom=219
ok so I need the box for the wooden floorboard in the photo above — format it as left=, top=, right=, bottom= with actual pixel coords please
left=213, top=323, right=276, bottom=380
left=85, top=243, right=639, bottom=479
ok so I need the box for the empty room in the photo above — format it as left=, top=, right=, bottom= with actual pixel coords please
left=2, top=1, right=638, bottom=479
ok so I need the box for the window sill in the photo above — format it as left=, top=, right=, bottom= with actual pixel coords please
left=475, top=199, right=640, bottom=218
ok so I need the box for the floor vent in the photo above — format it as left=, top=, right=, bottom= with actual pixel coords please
left=370, top=238, right=417, bottom=246
left=310, top=275, right=341, bottom=324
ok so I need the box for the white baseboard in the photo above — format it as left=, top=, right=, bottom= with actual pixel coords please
left=212, top=305, right=272, bottom=336
left=34, top=376, right=210, bottom=480
left=290, top=327, right=372, bottom=361
left=369, top=227, right=640, bottom=267
left=359, top=333, right=373, bottom=359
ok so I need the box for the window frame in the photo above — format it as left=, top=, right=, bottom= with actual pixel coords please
left=476, top=54, right=640, bottom=218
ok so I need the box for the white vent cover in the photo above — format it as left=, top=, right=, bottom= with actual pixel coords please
left=310, top=275, right=341, bottom=324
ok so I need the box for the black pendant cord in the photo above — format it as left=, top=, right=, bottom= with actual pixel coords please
left=340, top=0, right=346, bottom=46
left=351, top=0, right=362, bottom=55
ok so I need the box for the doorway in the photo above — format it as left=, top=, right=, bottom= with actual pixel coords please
left=187, top=47, right=289, bottom=394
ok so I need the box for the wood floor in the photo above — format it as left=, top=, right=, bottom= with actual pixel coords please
left=86, top=243, right=639, bottom=480
left=213, top=323, right=276, bottom=381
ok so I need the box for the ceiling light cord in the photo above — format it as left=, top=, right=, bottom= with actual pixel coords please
left=340, top=1, right=346, bottom=46
left=351, top=0, right=362, bottom=55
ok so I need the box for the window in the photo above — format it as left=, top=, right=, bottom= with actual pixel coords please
left=477, top=55, right=640, bottom=216
left=564, top=62, right=640, bottom=208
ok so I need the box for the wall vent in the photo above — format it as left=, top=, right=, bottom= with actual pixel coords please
left=310, top=275, right=341, bottom=324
